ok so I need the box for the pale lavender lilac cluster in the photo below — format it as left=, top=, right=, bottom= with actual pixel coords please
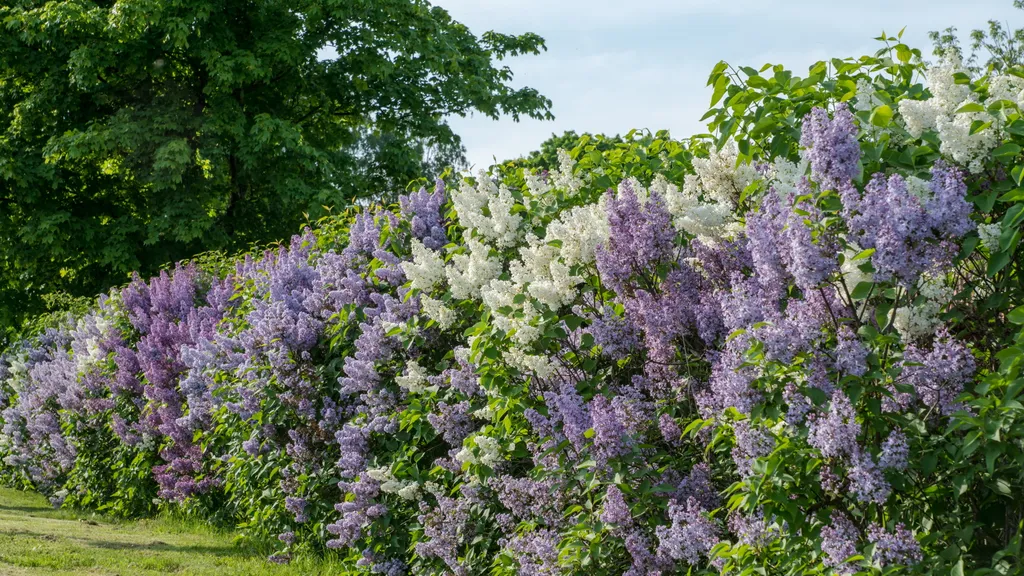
left=820, top=511, right=860, bottom=575
left=801, top=103, right=861, bottom=191
left=868, top=523, right=923, bottom=567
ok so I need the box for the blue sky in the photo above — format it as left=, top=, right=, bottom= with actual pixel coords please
left=432, top=0, right=1021, bottom=169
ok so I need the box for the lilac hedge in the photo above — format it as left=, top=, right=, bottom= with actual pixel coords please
left=2, top=41, right=1024, bottom=575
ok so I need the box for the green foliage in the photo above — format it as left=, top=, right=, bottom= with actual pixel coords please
left=0, top=0, right=553, bottom=337
left=497, top=130, right=626, bottom=174
left=498, top=128, right=691, bottom=191
left=703, top=28, right=925, bottom=170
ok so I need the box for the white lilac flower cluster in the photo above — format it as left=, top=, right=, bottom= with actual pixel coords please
left=420, top=296, right=456, bottom=330
left=414, top=157, right=609, bottom=349
left=853, top=78, right=882, bottom=114
left=892, top=273, right=955, bottom=341
left=767, top=157, right=810, bottom=198
left=977, top=222, right=1002, bottom=252
left=689, top=143, right=758, bottom=207
left=448, top=156, right=608, bottom=376
left=853, top=78, right=886, bottom=137
left=446, top=239, right=502, bottom=300
left=455, top=434, right=502, bottom=468
left=479, top=196, right=606, bottom=362
left=667, top=144, right=755, bottom=241
left=366, top=467, right=420, bottom=500
left=524, top=149, right=584, bottom=201
left=451, top=173, right=523, bottom=248
left=401, top=240, right=446, bottom=292
left=396, top=360, right=432, bottom=394
left=896, top=55, right=1016, bottom=173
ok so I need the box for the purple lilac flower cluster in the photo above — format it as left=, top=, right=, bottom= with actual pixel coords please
left=122, top=265, right=229, bottom=500
left=842, top=166, right=974, bottom=286
left=801, top=103, right=861, bottom=191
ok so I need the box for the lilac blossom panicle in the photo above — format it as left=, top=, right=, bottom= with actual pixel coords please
left=848, top=450, right=891, bottom=504
left=623, top=265, right=702, bottom=374
left=285, top=496, right=309, bottom=523
left=655, top=497, right=721, bottom=565
left=807, top=391, right=860, bottom=459
left=357, top=550, right=406, bottom=576
left=674, top=463, right=721, bottom=516
left=692, top=236, right=754, bottom=292
left=700, top=336, right=762, bottom=416
left=806, top=360, right=835, bottom=397
left=340, top=212, right=382, bottom=268
left=601, top=485, right=632, bottom=525
left=926, top=161, right=975, bottom=238
left=754, top=290, right=836, bottom=364
left=731, top=420, right=775, bottom=478
left=416, top=494, right=472, bottom=575
left=622, top=529, right=667, bottom=576
left=843, top=173, right=932, bottom=285
left=506, top=529, right=561, bottom=576
left=590, top=394, right=630, bottom=461
left=717, top=274, right=771, bottom=334
left=900, top=327, right=975, bottom=416
left=744, top=189, right=790, bottom=300
left=547, top=381, right=592, bottom=452
left=399, top=179, right=449, bottom=250
left=820, top=511, right=860, bottom=575
left=820, top=466, right=845, bottom=493
left=834, top=325, right=868, bottom=377
left=843, top=165, right=974, bottom=286
left=440, top=352, right=482, bottom=397
left=327, top=475, right=382, bottom=549
left=868, top=523, right=922, bottom=567
left=595, top=181, right=675, bottom=294
left=588, top=306, right=640, bottom=360
left=491, top=475, right=565, bottom=526
left=784, top=384, right=812, bottom=425
left=785, top=193, right=838, bottom=291
left=800, top=103, right=861, bottom=190
left=427, top=401, right=475, bottom=446
left=659, top=413, right=682, bottom=445
left=728, top=509, right=775, bottom=548
left=878, top=429, right=909, bottom=471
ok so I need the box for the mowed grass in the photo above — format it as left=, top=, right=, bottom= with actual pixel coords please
left=0, top=487, right=347, bottom=575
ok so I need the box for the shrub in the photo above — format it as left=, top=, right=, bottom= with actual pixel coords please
left=2, top=37, right=1024, bottom=575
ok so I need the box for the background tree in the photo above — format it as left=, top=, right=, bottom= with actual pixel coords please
left=495, top=130, right=626, bottom=178
left=930, top=0, right=1024, bottom=72
left=0, top=0, right=552, bottom=337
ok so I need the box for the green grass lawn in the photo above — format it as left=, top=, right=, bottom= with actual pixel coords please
left=0, top=487, right=346, bottom=575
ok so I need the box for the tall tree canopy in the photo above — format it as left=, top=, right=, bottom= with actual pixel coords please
left=0, top=0, right=552, bottom=334
left=930, top=0, right=1024, bottom=72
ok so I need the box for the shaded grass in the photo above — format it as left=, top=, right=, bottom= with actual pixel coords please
left=0, top=487, right=348, bottom=575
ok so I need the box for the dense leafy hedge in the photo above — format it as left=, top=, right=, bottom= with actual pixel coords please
left=3, top=39, right=1024, bottom=575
